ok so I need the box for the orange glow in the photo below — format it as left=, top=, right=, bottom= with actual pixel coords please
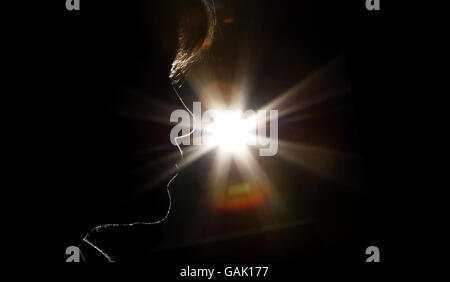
left=223, top=17, right=234, bottom=24
left=208, top=181, right=272, bottom=211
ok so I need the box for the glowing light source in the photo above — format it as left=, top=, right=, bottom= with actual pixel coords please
left=204, top=110, right=255, bottom=154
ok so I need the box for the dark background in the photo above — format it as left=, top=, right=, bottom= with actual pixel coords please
left=13, top=0, right=398, bottom=272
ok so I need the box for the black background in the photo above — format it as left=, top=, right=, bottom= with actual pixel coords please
left=10, top=0, right=404, bottom=274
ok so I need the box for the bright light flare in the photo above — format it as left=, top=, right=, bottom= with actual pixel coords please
left=204, top=111, right=256, bottom=154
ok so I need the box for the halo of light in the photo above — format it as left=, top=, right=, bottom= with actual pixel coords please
left=203, top=110, right=255, bottom=154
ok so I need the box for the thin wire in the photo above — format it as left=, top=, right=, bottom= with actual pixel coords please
left=80, top=83, right=196, bottom=262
